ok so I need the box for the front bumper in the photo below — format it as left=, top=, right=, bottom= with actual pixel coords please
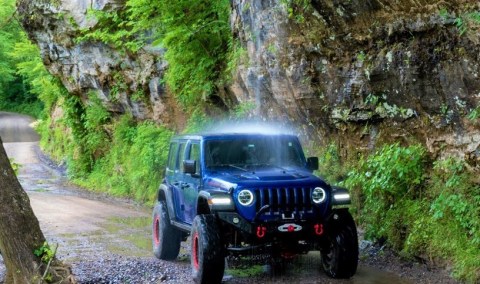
left=217, top=211, right=328, bottom=241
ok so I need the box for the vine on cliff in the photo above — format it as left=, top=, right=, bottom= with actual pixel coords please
left=78, top=0, right=233, bottom=108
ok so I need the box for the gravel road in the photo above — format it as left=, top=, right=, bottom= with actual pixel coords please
left=0, top=111, right=458, bottom=283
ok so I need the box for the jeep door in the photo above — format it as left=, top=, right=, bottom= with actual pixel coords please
left=166, top=140, right=187, bottom=222
left=181, top=141, right=201, bottom=224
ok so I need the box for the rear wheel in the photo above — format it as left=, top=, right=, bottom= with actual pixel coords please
left=152, top=201, right=181, bottom=260
left=321, top=210, right=359, bottom=279
left=191, top=214, right=225, bottom=284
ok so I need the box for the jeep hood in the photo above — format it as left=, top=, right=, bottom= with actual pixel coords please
left=205, top=167, right=324, bottom=190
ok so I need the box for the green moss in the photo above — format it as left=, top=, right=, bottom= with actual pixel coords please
left=226, top=265, right=264, bottom=277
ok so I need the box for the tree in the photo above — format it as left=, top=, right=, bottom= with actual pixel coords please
left=0, top=136, right=74, bottom=283
left=0, top=0, right=42, bottom=117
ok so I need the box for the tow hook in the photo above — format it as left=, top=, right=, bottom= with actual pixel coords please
left=314, top=224, right=324, bottom=236
left=256, top=225, right=267, bottom=238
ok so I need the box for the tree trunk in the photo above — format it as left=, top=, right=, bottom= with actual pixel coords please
left=0, top=136, right=73, bottom=283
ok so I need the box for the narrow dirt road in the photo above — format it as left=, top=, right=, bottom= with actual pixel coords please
left=0, top=111, right=456, bottom=283
left=0, top=111, right=190, bottom=283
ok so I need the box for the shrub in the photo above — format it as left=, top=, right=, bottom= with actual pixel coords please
left=343, top=143, right=427, bottom=245
left=79, top=115, right=173, bottom=204
left=343, top=144, right=480, bottom=282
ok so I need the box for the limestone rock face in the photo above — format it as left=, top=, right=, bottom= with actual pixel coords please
left=230, top=0, right=480, bottom=167
left=17, top=0, right=480, bottom=168
left=17, top=0, right=178, bottom=124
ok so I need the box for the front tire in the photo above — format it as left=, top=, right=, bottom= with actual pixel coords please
left=321, top=210, right=359, bottom=279
left=152, top=201, right=181, bottom=260
left=191, top=214, right=225, bottom=284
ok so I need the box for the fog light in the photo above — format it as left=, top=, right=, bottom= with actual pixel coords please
left=333, top=193, right=350, bottom=202
left=208, top=197, right=232, bottom=205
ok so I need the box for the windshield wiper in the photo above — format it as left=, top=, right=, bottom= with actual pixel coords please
left=209, top=164, right=248, bottom=172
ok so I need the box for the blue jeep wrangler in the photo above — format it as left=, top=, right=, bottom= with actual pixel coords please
left=152, top=133, right=358, bottom=283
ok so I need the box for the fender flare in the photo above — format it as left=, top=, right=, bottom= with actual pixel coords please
left=198, top=190, right=235, bottom=213
left=157, top=183, right=176, bottom=222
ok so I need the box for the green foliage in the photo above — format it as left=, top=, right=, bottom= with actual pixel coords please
left=280, top=0, right=311, bottom=23
left=232, top=101, right=255, bottom=119
left=356, top=51, right=366, bottom=62
left=467, top=104, right=480, bottom=120
left=343, top=144, right=427, bottom=244
left=160, top=0, right=232, bottom=107
left=11, top=39, right=63, bottom=113
left=80, top=0, right=233, bottom=108
left=33, top=242, right=55, bottom=264
left=225, top=40, right=247, bottom=83
left=9, top=158, right=20, bottom=175
left=82, top=92, right=111, bottom=157
left=33, top=241, right=57, bottom=282
left=77, top=8, right=143, bottom=52
left=441, top=9, right=480, bottom=36
left=76, top=114, right=173, bottom=203
left=455, top=11, right=480, bottom=35
left=409, top=158, right=480, bottom=282
left=61, top=96, right=92, bottom=177
left=340, top=142, right=479, bottom=282
left=109, top=72, right=128, bottom=101
left=182, top=109, right=214, bottom=134
left=0, top=0, right=43, bottom=117
left=316, top=142, right=346, bottom=184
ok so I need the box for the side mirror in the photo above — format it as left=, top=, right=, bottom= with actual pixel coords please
left=306, top=157, right=319, bottom=171
left=183, top=160, right=197, bottom=175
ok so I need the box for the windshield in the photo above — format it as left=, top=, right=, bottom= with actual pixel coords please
left=204, top=136, right=306, bottom=170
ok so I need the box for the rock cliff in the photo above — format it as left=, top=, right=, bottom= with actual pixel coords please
left=17, top=0, right=480, bottom=168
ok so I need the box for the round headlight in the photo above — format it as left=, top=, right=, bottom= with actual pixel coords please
left=312, top=187, right=326, bottom=204
left=238, top=189, right=254, bottom=206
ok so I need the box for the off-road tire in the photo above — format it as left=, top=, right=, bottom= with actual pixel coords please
left=191, top=214, right=225, bottom=284
left=152, top=201, right=182, bottom=260
left=321, top=209, right=359, bottom=279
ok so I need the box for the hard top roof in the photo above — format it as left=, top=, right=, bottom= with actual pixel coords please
left=171, top=132, right=298, bottom=141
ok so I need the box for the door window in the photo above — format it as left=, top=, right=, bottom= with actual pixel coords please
left=167, top=142, right=179, bottom=172
left=189, top=143, right=201, bottom=175
left=177, top=142, right=186, bottom=172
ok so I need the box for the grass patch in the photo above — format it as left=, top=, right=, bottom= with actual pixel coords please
left=226, top=264, right=264, bottom=278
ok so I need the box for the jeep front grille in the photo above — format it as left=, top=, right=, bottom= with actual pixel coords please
left=254, top=187, right=314, bottom=216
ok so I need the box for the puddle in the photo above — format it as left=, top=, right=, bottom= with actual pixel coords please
left=101, top=216, right=152, bottom=256
left=225, top=252, right=412, bottom=283
left=108, top=216, right=151, bottom=229
left=55, top=216, right=153, bottom=260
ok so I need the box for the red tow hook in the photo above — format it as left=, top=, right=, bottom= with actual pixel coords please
left=314, top=224, right=324, bottom=236
left=256, top=225, right=267, bottom=238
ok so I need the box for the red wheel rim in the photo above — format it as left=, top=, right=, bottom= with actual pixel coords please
left=192, top=232, right=199, bottom=270
left=154, top=216, right=160, bottom=245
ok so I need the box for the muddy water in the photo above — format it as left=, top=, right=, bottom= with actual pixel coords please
left=225, top=251, right=412, bottom=284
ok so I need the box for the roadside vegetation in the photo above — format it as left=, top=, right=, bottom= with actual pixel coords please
left=0, top=0, right=43, bottom=117
left=318, top=143, right=480, bottom=282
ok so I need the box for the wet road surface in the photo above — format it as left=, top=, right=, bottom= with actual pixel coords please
left=0, top=111, right=151, bottom=259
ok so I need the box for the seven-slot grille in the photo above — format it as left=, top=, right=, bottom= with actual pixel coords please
left=254, top=187, right=314, bottom=215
